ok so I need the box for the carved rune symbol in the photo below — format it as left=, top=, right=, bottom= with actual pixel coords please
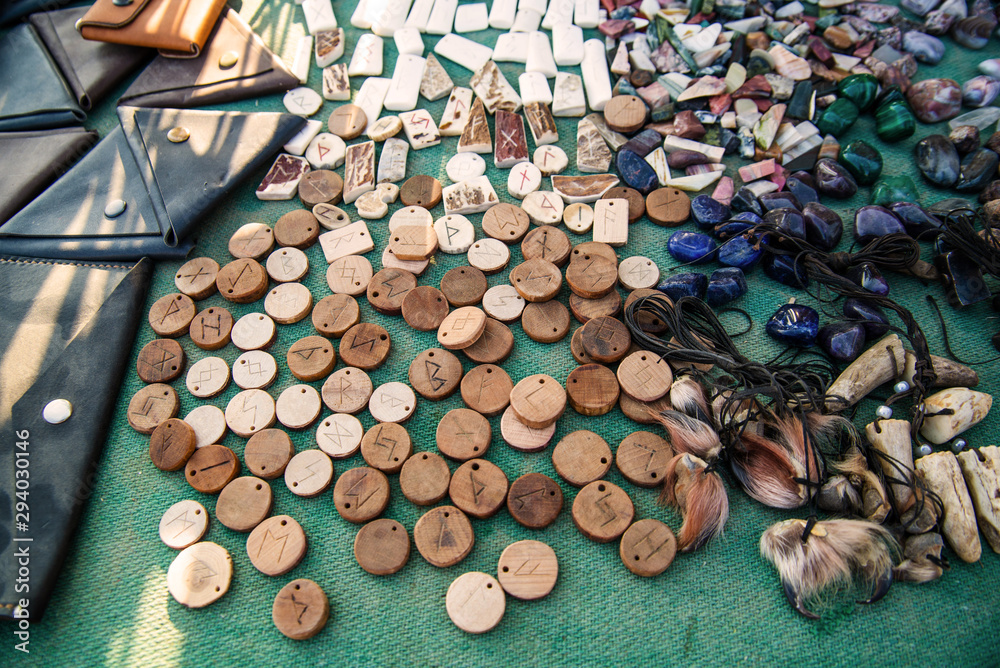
left=632, top=527, right=672, bottom=559
left=470, top=471, right=487, bottom=504
left=374, top=427, right=398, bottom=461
left=188, top=559, right=216, bottom=587
left=167, top=510, right=195, bottom=538
left=131, top=394, right=163, bottom=418
left=179, top=265, right=210, bottom=284
left=524, top=269, right=552, bottom=285
left=321, top=421, right=355, bottom=446
left=149, top=347, right=176, bottom=371
left=380, top=392, right=405, bottom=408
left=626, top=262, right=652, bottom=281
left=350, top=333, right=376, bottom=351
left=257, top=529, right=289, bottom=563
left=289, top=593, right=309, bottom=624
left=382, top=273, right=409, bottom=298
left=512, top=488, right=544, bottom=509
left=514, top=558, right=541, bottom=576
left=158, top=298, right=181, bottom=325
left=632, top=441, right=657, bottom=471
left=201, top=315, right=220, bottom=337
left=293, top=345, right=323, bottom=360
left=344, top=472, right=376, bottom=508
left=593, top=320, right=616, bottom=342
left=595, top=492, right=618, bottom=526
left=425, top=360, right=447, bottom=390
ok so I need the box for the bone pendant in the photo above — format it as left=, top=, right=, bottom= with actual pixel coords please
left=915, top=451, right=981, bottom=563
left=957, top=446, right=1000, bottom=554
left=901, top=350, right=979, bottom=389
left=919, top=388, right=992, bottom=445
left=864, top=419, right=914, bottom=509
left=826, top=334, right=905, bottom=411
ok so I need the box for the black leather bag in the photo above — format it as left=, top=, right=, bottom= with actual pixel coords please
left=0, top=0, right=74, bottom=27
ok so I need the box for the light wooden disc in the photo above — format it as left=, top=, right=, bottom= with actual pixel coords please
left=189, top=307, right=234, bottom=350
left=233, top=350, right=278, bottom=390
left=401, top=285, right=450, bottom=331
left=315, top=412, right=364, bottom=457
left=185, top=445, right=239, bottom=494
left=225, top=389, right=276, bottom=437
left=287, top=335, right=337, bottom=382
left=273, top=579, right=329, bottom=639
left=148, top=293, right=197, bottom=338
left=333, top=466, right=391, bottom=523
left=572, top=480, right=635, bottom=543
left=500, top=406, right=555, bottom=452
left=369, top=382, right=417, bottom=423
left=314, top=202, right=350, bottom=229
left=186, top=356, right=230, bottom=398
left=326, top=255, right=373, bottom=296
left=400, top=451, right=452, bottom=505
left=322, top=366, right=374, bottom=413
left=247, top=515, right=308, bottom=576
left=216, top=476, right=273, bottom=532
left=184, top=404, right=227, bottom=449
left=436, top=408, right=491, bottom=461
left=566, top=364, right=620, bottom=416
left=414, top=506, right=474, bottom=567
left=617, top=350, right=673, bottom=402
left=482, top=203, right=530, bottom=243
left=446, top=572, right=505, bottom=634
left=603, top=95, right=648, bottom=133
left=367, top=268, right=417, bottom=315
left=137, top=339, right=186, bottom=383
left=620, top=519, right=677, bottom=577
left=361, top=422, right=412, bottom=473
left=175, top=257, right=220, bottom=299
left=482, top=285, right=525, bottom=323
left=159, top=500, right=209, bottom=549
left=408, top=348, right=463, bottom=400
left=467, top=238, right=511, bottom=274
left=437, top=306, right=487, bottom=350
left=509, top=374, right=566, bottom=429
left=570, top=242, right=618, bottom=266
left=570, top=326, right=596, bottom=365
left=276, top=384, right=322, bottom=430
left=497, top=540, right=558, bottom=600
left=450, top=459, right=509, bottom=519
left=563, top=203, right=594, bottom=234
left=264, top=283, right=313, bottom=324
left=565, top=254, right=618, bottom=299
left=388, top=205, right=433, bottom=231
left=618, top=256, right=660, bottom=291
left=521, top=300, right=571, bottom=343
left=521, top=226, right=571, bottom=266
left=285, top=449, right=334, bottom=497
left=149, top=418, right=197, bottom=471
left=440, top=266, right=488, bottom=307
left=616, top=431, right=674, bottom=488
left=339, top=322, right=391, bottom=370
left=580, top=316, right=631, bottom=364
left=229, top=222, right=274, bottom=260
left=552, top=430, right=612, bottom=487
left=389, top=224, right=439, bottom=261
left=217, top=258, right=269, bottom=303
left=354, top=519, right=410, bottom=575
left=312, top=293, right=361, bottom=337
left=460, top=364, right=514, bottom=417
left=127, top=383, right=179, bottom=434
left=509, top=258, right=562, bottom=303
left=506, top=474, right=563, bottom=530
left=462, top=318, right=514, bottom=365
left=266, top=246, right=310, bottom=283
left=569, top=291, right=622, bottom=324
left=245, top=429, right=294, bottom=479
left=232, top=312, right=277, bottom=351
left=167, top=541, right=232, bottom=608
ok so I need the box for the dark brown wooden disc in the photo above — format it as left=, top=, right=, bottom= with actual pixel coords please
left=127, top=383, right=179, bottom=434
left=462, top=318, right=514, bottom=364
left=400, top=174, right=442, bottom=208
left=174, top=256, right=220, bottom=299
left=245, top=429, right=295, bottom=479
left=522, top=300, right=571, bottom=343
left=436, top=408, right=491, bottom=461
left=570, top=327, right=596, bottom=364
left=272, top=579, right=329, bottom=639
left=507, top=472, right=563, bottom=529
left=624, top=288, right=669, bottom=334
left=137, top=339, right=186, bottom=383
left=149, top=418, right=197, bottom=471
left=361, top=422, right=413, bottom=473
left=215, top=476, right=273, bottom=532
left=509, top=258, right=562, bottom=303
left=413, top=506, right=474, bottom=567
left=552, top=430, right=612, bottom=487
left=616, top=431, right=673, bottom=488
left=354, top=519, right=410, bottom=575
left=328, top=104, right=367, bottom=139
left=580, top=316, right=631, bottom=364
left=399, top=451, right=451, bottom=505
left=483, top=203, right=530, bottom=243
left=570, top=241, right=618, bottom=266
left=441, top=266, right=488, bottom=307
left=569, top=291, right=622, bottom=324
left=185, top=444, right=239, bottom=494
left=620, top=519, right=677, bottom=576
left=408, top=348, right=463, bottom=400
left=572, top=480, right=635, bottom=542
left=565, top=255, right=618, bottom=299
left=229, top=223, right=274, bottom=260
left=333, top=467, right=391, bottom=523
left=460, top=364, right=514, bottom=417
left=286, top=335, right=337, bottom=381
left=449, top=459, right=509, bottom=519
left=339, top=322, right=391, bottom=370
left=603, top=95, right=648, bottom=134
left=148, top=293, right=196, bottom=338
left=367, top=268, right=417, bottom=315
left=297, top=170, right=344, bottom=207
left=646, top=187, right=691, bottom=226
left=189, top=306, right=234, bottom=350
left=401, top=285, right=450, bottom=331
left=566, top=364, right=619, bottom=416
left=217, top=258, right=269, bottom=303
left=521, top=226, right=571, bottom=266
left=312, top=293, right=361, bottom=337
left=619, top=393, right=670, bottom=424
left=274, top=209, right=322, bottom=248
left=603, top=186, right=645, bottom=223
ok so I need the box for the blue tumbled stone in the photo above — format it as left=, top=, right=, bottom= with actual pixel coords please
left=889, top=202, right=942, bottom=237
left=854, top=205, right=906, bottom=242
left=705, top=267, right=748, bottom=306
left=843, top=298, right=890, bottom=337
left=690, top=195, right=731, bottom=229
left=763, top=254, right=809, bottom=287
left=786, top=173, right=819, bottom=205
left=758, top=192, right=802, bottom=212
left=766, top=303, right=820, bottom=346
left=935, top=250, right=992, bottom=307
left=764, top=207, right=807, bottom=240
left=714, top=221, right=754, bottom=238
left=616, top=149, right=660, bottom=195
left=718, top=235, right=764, bottom=269
left=730, top=187, right=764, bottom=216
left=732, top=211, right=764, bottom=225
left=818, top=321, right=867, bottom=362
left=668, top=230, right=717, bottom=263
left=657, top=273, right=708, bottom=301
left=846, top=262, right=890, bottom=296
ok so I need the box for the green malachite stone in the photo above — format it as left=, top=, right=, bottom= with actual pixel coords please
left=877, top=87, right=907, bottom=106
left=870, top=175, right=921, bottom=207
left=875, top=100, right=917, bottom=142
left=837, top=74, right=879, bottom=112
left=839, top=140, right=884, bottom=185
left=816, top=13, right=839, bottom=28
left=815, top=98, right=860, bottom=136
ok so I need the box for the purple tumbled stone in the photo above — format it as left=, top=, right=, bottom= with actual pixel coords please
left=802, top=202, right=844, bottom=251
left=818, top=322, right=867, bottom=362
left=813, top=158, right=858, bottom=199
left=854, top=205, right=906, bottom=242
left=906, top=78, right=963, bottom=123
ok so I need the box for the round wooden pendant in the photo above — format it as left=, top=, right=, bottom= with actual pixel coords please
left=414, top=505, right=474, bottom=567
left=509, top=374, right=566, bottom=429
left=482, top=285, right=525, bottom=323
left=185, top=444, right=239, bottom=493
left=563, top=202, right=594, bottom=234
left=521, top=226, right=571, bottom=266
left=189, top=307, right=234, bottom=350
left=137, top=339, right=185, bottom=383
left=449, top=459, right=508, bottom=519
left=625, top=288, right=669, bottom=334
left=217, top=258, right=269, bottom=303
left=441, top=266, right=488, bottom=307
left=565, top=254, right=618, bottom=299
left=408, top=348, right=463, bottom=400
left=273, top=579, right=329, bottom=639
left=245, top=429, right=295, bottom=479
left=184, top=404, right=227, bottom=449
left=312, top=294, right=360, bottom=338
left=274, top=209, right=321, bottom=248
left=446, top=572, right=505, bottom=634
left=232, top=312, right=277, bottom=351
left=216, top=476, right=273, bottom=532
left=618, top=256, right=660, bottom=291
left=400, top=174, right=442, bottom=208
left=509, top=258, right=562, bottom=303
left=326, top=255, right=373, bottom=296
left=400, top=451, right=451, bottom=505
left=314, top=202, right=350, bottom=229
left=284, top=449, right=334, bottom=497
left=322, top=366, right=373, bottom=413
left=646, top=187, right=691, bottom=227
left=401, top=285, right=449, bottom=331
left=297, top=169, right=343, bottom=208
left=315, top=413, right=364, bottom=458
left=175, top=257, right=219, bottom=299
left=497, top=540, right=558, bottom=600
left=506, top=473, right=563, bottom=529
left=435, top=214, right=475, bottom=254
left=389, top=224, right=439, bottom=260
left=127, top=383, right=179, bottom=434
left=572, top=480, right=635, bottom=542
left=620, top=519, right=677, bottom=577
left=569, top=290, right=622, bottom=324
left=159, top=500, right=208, bottom=549
left=460, top=364, right=514, bottom=417
left=287, top=335, right=337, bottom=381
left=521, top=300, right=571, bottom=343
left=467, top=238, right=512, bottom=274
left=148, top=293, right=196, bottom=338
left=552, top=430, right=612, bottom=487
left=354, top=519, right=410, bottom=575
left=617, top=350, right=673, bottom=401
left=167, top=542, right=231, bottom=608
left=603, top=186, right=645, bottom=223
left=333, top=467, right=391, bottom=523
left=616, top=431, right=673, bottom=488
left=566, top=364, right=620, bottom=416
left=580, top=316, right=632, bottom=364
left=229, top=222, right=274, bottom=260
left=603, top=95, right=648, bottom=133
left=369, top=382, right=417, bottom=423
left=232, top=351, right=277, bottom=390
left=570, top=326, right=596, bottom=365
left=276, top=384, right=322, bottom=430
left=436, top=408, right=491, bottom=461
left=482, top=203, right=530, bottom=243
left=462, top=318, right=514, bottom=364
left=367, top=268, right=417, bottom=315
left=500, top=406, right=555, bottom=452
left=619, top=392, right=669, bottom=424
left=339, top=322, right=391, bottom=369
left=149, top=418, right=197, bottom=471
left=267, top=246, right=310, bottom=283
left=247, top=515, right=308, bottom=576
left=388, top=205, right=433, bottom=231
left=264, top=283, right=313, bottom=324
left=437, top=306, right=487, bottom=350
left=225, top=388, right=276, bottom=437
left=328, top=104, right=367, bottom=139
left=361, top=422, right=412, bottom=473
left=570, top=241, right=618, bottom=266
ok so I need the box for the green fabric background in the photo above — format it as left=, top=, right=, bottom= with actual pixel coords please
left=8, top=1, right=1000, bottom=665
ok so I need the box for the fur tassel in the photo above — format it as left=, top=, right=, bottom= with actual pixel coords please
left=668, top=375, right=713, bottom=425
left=660, top=453, right=729, bottom=552
left=655, top=410, right=722, bottom=460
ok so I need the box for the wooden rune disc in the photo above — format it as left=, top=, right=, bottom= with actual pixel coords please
left=369, top=382, right=417, bottom=423
left=274, top=209, right=321, bottom=248
left=500, top=406, right=555, bottom=452
left=482, top=285, right=525, bottom=323
left=216, top=476, right=273, bottom=532
left=467, top=238, right=512, bottom=274
left=521, top=226, right=571, bottom=266
left=286, top=335, right=336, bottom=381
left=506, top=473, right=563, bottom=529
left=565, top=255, right=618, bottom=299
left=326, top=255, right=373, bottom=296
left=482, top=203, right=530, bottom=243
left=229, top=222, right=274, bottom=260
left=400, top=451, right=451, bottom=505
left=127, top=383, right=179, bottom=434
left=570, top=241, right=618, bottom=266
left=315, top=413, right=364, bottom=457
left=276, top=384, right=323, bottom=430
left=616, top=431, right=674, bottom=488
left=437, top=306, right=487, bottom=350
left=232, top=351, right=277, bottom=390
left=159, top=500, right=208, bottom=549
left=462, top=318, right=514, bottom=364
left=175, top=257, right=220, bottom=300
left=354, top=519, right=410, bottom=575
left=245, top=429, right=295, bottom=480
left=569, top=291, right=622, bottom=324
left=328, top=104, right=367, bottom=139
left=389, top=225, right=439, bottom=261
left=189, top=307, right=234, bottom=350
left=617, top=350, right=673, bottom=402
left=267, top=246, right=310, bottom=283
left=580, top=316, right=632, bottom=364
left=408, top=348, right=463, bottom=400
left=625, top=288, right=669, bottom=334
left=509, top=258, right=562, bottom=303
left=186, top=357, right=230, bottom=398
left=273, top=579, right=329, bottom=639
left=446, top=572, right=505, bottom=634
left=297, top=169, right=344, bottom=208
left=184, top=410, right=227, bottom=447
left=149, top=418, right=197, bottom=471
left=603, top=186, right=645, bottom=223
left=401, top=285, right=450, bottom=331
left=460, top=364, right=514, bottom=417
left=333, top=467, right=391, bottom=523
left=312, top=293, right=361, bottom=337
left=322, top=366, right=373, bottom=413
left=400, top=174, right=442, bottom=208
left=566, top=364, right=620, bottom=416
left=284, top=450, right=334, bottom=497
left=617, top=256, right=660, bottom=292
left=509, top=374, right=566, bottom=429
left=603, top=95, right=648, bottom=134
left=225, top=389, right=277, bottom=437
left=572, top=480, right=635, bottom=543
left=441, top=266, right=488, bottom=307
left=231, top=312, right=277, bottom=350
left=367, top=268, right=417, bottom=315
left=185, top=445, right=239, bottom=494
left=361, top=422, right=412, bottom=473
left=620, top=519, right=677, bottom=577
left=450, top=459, right=508, bottom=519
left=217, top=258, right=269, bottom=303
left=247, top=515, right=308, bottom=576
left=414, top=505, right=474, bottom=567
left=264, top=282, right=314, bottom=325
left=570, top=327, right=596, bottom=364
left=167, top=541, right=231, bottom=608
left=552, top=430, right=613, bottom=487
left=437, top=408, right=491, bottom=461
left=619, top=393, right=669, bottom=424
left=148, top=293, right=196, bottom=338
left=137, top=339, right=185, bottom=383
left=497, top=540, right=559, bottom=600
left=521, top=300, right=571, bottom=343
left=646, top=187, right=691, bottom=227
left=339, top=322, right=391, bottom=369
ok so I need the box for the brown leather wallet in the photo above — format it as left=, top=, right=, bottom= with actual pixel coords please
left=76, top=0, right=227, bottom=58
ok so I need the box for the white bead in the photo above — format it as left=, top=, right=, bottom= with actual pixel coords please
left=916, top=444, right=933, bottom=457
left=951, top=438, right=967, bottom=453
left=876, top=405, right=893, bottom=420
left=894, top=381, right=911, bottom=394
left=43, top=399, right=72, bottom=424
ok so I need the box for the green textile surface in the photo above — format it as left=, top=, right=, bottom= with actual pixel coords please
left=8, top=1, right=1000, bottom=665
